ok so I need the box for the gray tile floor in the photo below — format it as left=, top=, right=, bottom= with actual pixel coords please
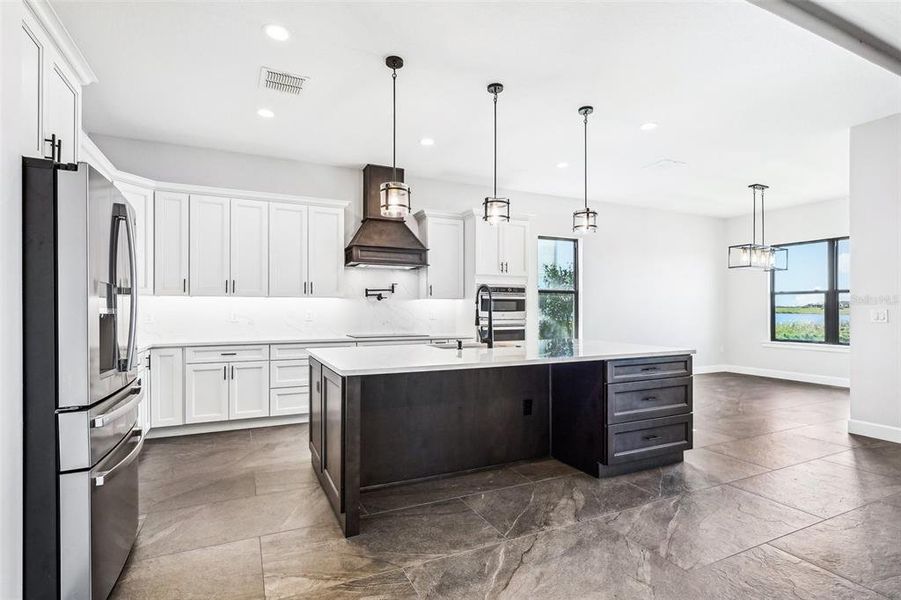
left=111, top=374, right=901, bottom=599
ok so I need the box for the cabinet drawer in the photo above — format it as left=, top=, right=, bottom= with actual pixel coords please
left=270, top=342, right=353, bottom=360
left=270, top=359, right=310, bottom=388
left=270, top=386, right=309, bottom=417
left=606, top=355, right=692, bottom=383
left=185, top=345, right=269, bottom=364
left=607, top=377, right=692, bottom=424
left=606, top=415, right=692, bottom=465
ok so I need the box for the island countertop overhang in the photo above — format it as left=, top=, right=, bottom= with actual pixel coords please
left=307, top=340, right=696, bottom=377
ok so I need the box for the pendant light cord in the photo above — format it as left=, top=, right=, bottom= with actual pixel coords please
left=493, top=90, right=498, bottom=198
left=583, top=112, right=588, bottom=210
left=392, top=68, right=398, bottom=182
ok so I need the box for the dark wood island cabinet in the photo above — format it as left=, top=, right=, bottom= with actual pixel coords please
left=308, top=342, right=693, bottom=537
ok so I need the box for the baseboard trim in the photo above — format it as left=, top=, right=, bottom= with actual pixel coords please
left=693, top=364, right=849, bottom=388
left=147, top=414, right=308, bottom=439
left=848, top=419, right=901, bottom=444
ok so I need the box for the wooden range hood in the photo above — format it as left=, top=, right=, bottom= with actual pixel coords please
left=344, top=164, right=428, bottom=269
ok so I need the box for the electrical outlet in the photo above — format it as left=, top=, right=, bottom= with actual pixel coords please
left=522, top=398, right=533, bottom=416
left=871, top=309, right=889, bottom=323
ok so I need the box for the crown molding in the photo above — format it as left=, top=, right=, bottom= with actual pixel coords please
left=80, top=132, right=350, bottom=209
left=24, top=0, right=98, bottom=85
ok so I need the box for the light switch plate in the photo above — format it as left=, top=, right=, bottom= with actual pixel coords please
left=870, top=309, right=889, bottom=323
left=304, top=310, right=313, bottom=322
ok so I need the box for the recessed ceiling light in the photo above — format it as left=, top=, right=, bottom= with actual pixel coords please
left=420, top=137, right=435, bottom=146
left=257, top=108, right=275, bottom=119
left=640, top=122, right=658, bottom=131
left=556, top=162, right=569, bottom=169
left=264, top=24, right=290, bottom=41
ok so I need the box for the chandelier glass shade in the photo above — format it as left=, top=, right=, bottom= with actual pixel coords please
left=573, top=105, right=597, bottom=234
left=727, top=183, right=788, bottom=271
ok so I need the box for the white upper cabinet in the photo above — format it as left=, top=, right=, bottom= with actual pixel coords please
left=154, top=192, right=189, bottom=295
left=229, top=361, right=270, bottom=420
left=117, top=183, right=154, bottom=295
left=415, top=212, right=465, bottom=299
left=500, top=220, right=529, bottom=278
left=467, top=212, right=530, bottom=281
left=21, top=9, right=86, bottom=163
left=269, top=203, right=308, bottom=297
left=21, top=23, right=43, bottom=158
left=307, top=206, right=344, bottom=297
left=230, top=199, right=269, bottom=296
left=190, top=195, right=231, bottom=296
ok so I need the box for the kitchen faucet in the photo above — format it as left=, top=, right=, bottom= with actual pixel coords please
left=475, top=284, right=494, bottom=349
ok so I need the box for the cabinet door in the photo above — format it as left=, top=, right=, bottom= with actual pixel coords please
left=185, top=362, right=229, bottom=423
left=150, top=348, right=184, bottom=428
left=190, top=195, right=231, bottom=296
left=426, top=217, right=464, bottom=298
left=500, top=220, right=529, bottom=277
left=118, top=183, right=154, bottom=295
left=307, top=206, right=344, bottom=297
left=230, top=199, right=268, bottom=296
left=44, top=64, right=78, bottom=164
left=310, top=360, right=323, bottom=468
left=269, top=203, right=308, bottom=296
left=474, top=218, right=501, bottom=277
left=154, top=192, right=189, bottom=295
left=229, top=360, right=270, bottom=420
left=21, top=23, right=43, bottom=158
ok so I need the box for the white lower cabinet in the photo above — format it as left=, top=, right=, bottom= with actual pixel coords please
left=270, top=387, right=309, bottom=417
left=150, top=347, right=184, bottom=428
left=185, top=362, right=230, bottom=424
left=229, top=361, right=270, bottom=420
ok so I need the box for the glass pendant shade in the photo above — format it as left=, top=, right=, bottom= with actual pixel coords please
left=483, top=196, right=510, bottom=225
left=572, top=207, right=597, bottom=234
left=728, top=244, right=788, bottom=271
left=380, top=181, right=411, bottom=218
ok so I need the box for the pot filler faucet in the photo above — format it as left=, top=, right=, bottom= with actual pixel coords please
left=475, top=284, right=494, bottom=349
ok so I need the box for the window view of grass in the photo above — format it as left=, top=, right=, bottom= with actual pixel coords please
left=774, top=301, right=826, bottom=342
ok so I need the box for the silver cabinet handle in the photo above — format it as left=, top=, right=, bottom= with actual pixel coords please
left=304, top=281, right=307, bottom=295
left=183, top=278, right=187, bottom=293
left=429, top=284, right=433, bottom=296
left=223, top=365, right=227, bottom=379
left=93, top=429, right=144, bottom=487
left=225, top=280, right=228, bottom=294
left=220, top=352, right=237, bottom=356
left=641, top=396, right=658, bottom=403
left=92, top=382, right=143, bottom=428
left=231, top=365, right=235, bottom=379
left=232, top=279, right=236, bottom=294
left=310, top=281, right=314, bottom=295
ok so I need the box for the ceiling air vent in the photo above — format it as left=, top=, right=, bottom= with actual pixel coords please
left=259, top=67, right=308, bottom=95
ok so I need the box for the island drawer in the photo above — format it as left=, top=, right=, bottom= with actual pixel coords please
left=185, top=345, right=269, bottom=364
left=606, top=376, right=692, bottom=424
left=270, top=359, right=310, bottom=388
left=606, top=355, right=692, bottom=383
left=605, top=414, right=692, bottom=465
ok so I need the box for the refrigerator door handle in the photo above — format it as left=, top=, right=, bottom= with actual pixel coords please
left=91, top=382, right=143, bottom=428
left=120, top=206, right=139, bottom=372
left=93, top=428, right=144, bottom=487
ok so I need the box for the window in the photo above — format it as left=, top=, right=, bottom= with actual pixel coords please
left=770, top=237, right=850, bottom=345
left=538, top=237, right=579, bottom=340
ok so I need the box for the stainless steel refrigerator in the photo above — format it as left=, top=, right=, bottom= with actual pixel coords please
left=23, top=157, right=145, bottom=600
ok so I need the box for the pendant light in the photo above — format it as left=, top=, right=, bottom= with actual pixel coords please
left=482, top=83, right=510, bottom=225
left=380, top=56, right=411, bottom=218
left=572, top=105, right=598, bottom=234
left=728, top=183, right=788, bottom=270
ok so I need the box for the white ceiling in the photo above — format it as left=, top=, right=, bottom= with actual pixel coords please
left=53, top=0, right=901, bottom=217
left=823, top=0, right=901, bottom=51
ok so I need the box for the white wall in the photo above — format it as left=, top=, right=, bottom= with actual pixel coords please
left=96, top=135, right=726, bottom=367
left=723, top=197, right=851, bottom=386
left=849, top=113, right=901, bottom=442
left=1, top=2, right=24, bottom=598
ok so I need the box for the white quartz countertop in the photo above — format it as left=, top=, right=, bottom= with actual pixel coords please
left=138, top=333, right=474, bottom=351
left=308, top=340, right=695, bottom=377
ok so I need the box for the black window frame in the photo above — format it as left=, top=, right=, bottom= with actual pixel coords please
left=770, top=236, right=850, bottom=346
left=537, top=236, right=580, bottom=340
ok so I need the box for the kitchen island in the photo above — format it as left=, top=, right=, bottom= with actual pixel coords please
left=308, top=340, right=694, bottom=537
